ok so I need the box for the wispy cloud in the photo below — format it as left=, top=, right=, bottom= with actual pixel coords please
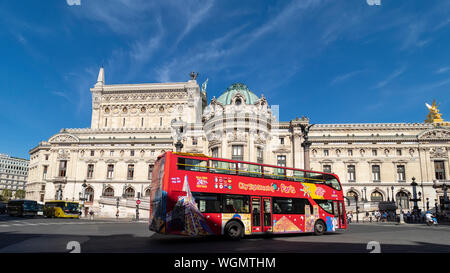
left=435, top=66, right=450, bottom=74
left=330, top=70, right=365, bottom=86
left=373, top=66, right=407, bottom=89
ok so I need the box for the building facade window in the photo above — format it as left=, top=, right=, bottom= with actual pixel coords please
left=103, top=187, right=114, bottom=197
left=107, top=164, right=114, bottom=179
left=87, top=164, right=94, bottom=179
left=323, top=165, right=331, bottom=173
left=348, top=149, right=353, bottom=156
left=396, top=149, right=402, bottom=156
left=232, top=145, right=243, bottom=161
left=85, top=187, right=94, bottom=203
left=372, top=149, right=377, bottom=156
left=58, top=160, right=67, bottom=177
left=279, top=137, right=284, bottom=145
left=324, top=149, right=329, bottom=156
left=347, top=165, right=356, bottom=182
left=127, top=164, right=134, bottom=180
left=434, top=161, right=446, bottom=180
left=130, top=150, right=135, bottom=157
left=256, top=147, right=264, bottom=164
left=148, top=164, right=154, bottom=180
left=370, top=191, right=383, bottom=202
left=277, top=155, right=286, bottom=167
left=211, top=147, right=219, bottom=158
left=396, top=191, right=409, bottom=209
left=372, top=165, right=381, bottom=181
left=42, top=166, right=48, bottom=180
left=125, top=187, right=135, bottom=198
left=397, top=165, right=406, bottom=181
left=90, top=150, right=95, bottom=157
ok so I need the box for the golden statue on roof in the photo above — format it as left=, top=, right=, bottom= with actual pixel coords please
left=425, top=99, right=448, bottom=125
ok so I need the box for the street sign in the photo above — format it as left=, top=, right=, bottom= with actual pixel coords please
left=136, top=200, right=141, bottom=205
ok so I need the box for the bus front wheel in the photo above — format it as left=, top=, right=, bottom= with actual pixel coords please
left=314, top=220, right=326, bottom=236
left=224, top=221, right=244, bottom=240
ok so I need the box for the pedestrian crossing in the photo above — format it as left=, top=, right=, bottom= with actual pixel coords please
left=0, top=216, right=135, bottom=228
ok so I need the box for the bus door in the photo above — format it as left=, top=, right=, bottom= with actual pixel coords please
left=262, top=197, right=272, bottom=232
left=251, top=196, right=273, bottom=233
left=251, top=197, right=261, bottom=232
left=333, top=201, right=346, bottom=229
left=338, top=201, right=347, bottom=229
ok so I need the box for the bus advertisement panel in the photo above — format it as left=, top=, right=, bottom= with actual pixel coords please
left=149, top=152, right=347, bottom=239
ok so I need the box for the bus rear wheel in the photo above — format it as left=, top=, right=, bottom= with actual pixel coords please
left=224, top=221, right=244, bottom=240
left=314, top=220, right=326, bottom=236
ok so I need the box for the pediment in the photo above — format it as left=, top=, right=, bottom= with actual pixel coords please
left=49, top=133, right=80, bottom=143
left=418, top=129, right=450, bottom=140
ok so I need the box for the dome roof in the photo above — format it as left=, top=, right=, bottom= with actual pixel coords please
left=216, top=83, right=259, bottom=105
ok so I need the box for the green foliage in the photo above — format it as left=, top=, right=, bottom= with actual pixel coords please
left=14, top=189, right=26, bottom=199
left=1, top=189, right=12, bottom=201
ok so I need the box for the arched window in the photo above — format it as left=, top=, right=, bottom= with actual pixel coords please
left=370, top=191, right=383, bottom=202
left=346, top=190, right=358, bottom=204
left=103, top=187, right=114, bottom=197
left=144, top=188, right=151, bottom=197
left=396, top=191, right=409, bottom=209
left=85, top=187, right=94, bottom=202
left=125, top=187, right=135, bottom=198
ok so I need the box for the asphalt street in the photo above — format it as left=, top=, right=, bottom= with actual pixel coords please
left=0, top=215, right=449, bottom=253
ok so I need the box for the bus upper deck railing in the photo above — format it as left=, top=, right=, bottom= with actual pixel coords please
left=176, top=163, right=335, bottom=185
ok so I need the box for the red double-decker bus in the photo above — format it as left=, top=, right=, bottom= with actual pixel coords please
left=149, top=151, right=347, bottom=239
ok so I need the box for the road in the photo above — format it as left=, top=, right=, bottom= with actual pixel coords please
left=1, top=215, right=449, bottom=253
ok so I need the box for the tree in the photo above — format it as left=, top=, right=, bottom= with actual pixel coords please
left=14, top=190, right=26, bottom=199
left=1, top=189, right=12, bottom=201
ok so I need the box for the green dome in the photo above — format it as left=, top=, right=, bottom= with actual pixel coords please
left=216, top=83, right=259, bottom=105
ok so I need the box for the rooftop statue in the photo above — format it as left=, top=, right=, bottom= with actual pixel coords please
left=425, top=99, right=444, bottom=124
left=201, top=78, right=208, bottom=93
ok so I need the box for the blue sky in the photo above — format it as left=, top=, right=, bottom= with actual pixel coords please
left=1, top=0, right=450, bottom=159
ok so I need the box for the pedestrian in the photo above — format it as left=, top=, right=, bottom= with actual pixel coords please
left=89, top=209, right=94, bottom=220
left=116, top=210, right=119, bottom=220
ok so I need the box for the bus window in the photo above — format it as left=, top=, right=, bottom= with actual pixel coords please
left=192, top=193, right=221, bottom=213
left=293, top=170, right=306, bottom=182
left=177, top=157, right=208, bottom=172
left=223, top=195, right=249, bottom=213
left=238, top=163, right=262, bottom=178
left=306, top=172, right=325, bottom=184
left=209, top=160, right=236, bottom=175
left=314, top=199, right=334, bottom=214
left=324, top=174, right=341, bottom=191
left=272, top=197, right=309, bottom=214
left=263, top=166, right=286, bottom=180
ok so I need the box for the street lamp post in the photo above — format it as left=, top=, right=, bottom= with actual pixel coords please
left=299, top=123, right=314, bottom=170
left=80, top=180, right=87, bottom=217
left=387, top=187, right=390, bottom=202
left=355, top=196, right=359, bottom=223
left=443, top=183, right=449, bottom=213
left=57, top=185, right=63, bottom=200
left=171, top=118, right=186, bottom=153
left=426, top=197, right=429, bottom=211
left=391, top=186, right=395, bottom=203
left=410, top=177, right=421, bottom=215
left=116, top=197, right=120, bottom=219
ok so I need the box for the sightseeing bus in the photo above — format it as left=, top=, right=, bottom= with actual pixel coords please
left=7, top=200, right=38, bottom=217
left=149, top=152, right=347, bottom=239
left=44, top=201, right=80, bottom=218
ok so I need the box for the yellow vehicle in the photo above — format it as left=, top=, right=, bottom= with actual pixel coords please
left=44, top=201, right=80, bottom=218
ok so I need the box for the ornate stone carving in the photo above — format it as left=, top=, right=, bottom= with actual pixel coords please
left=419, top=129, right=450, bottom=140
left=49, top=134, right=79, bottom=143
left=430, top=147, right=448, bottom=158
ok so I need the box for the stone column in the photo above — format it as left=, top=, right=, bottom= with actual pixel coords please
left=302, top=140, right=312, bottom=170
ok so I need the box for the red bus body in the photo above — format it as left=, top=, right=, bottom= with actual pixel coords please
left=149, top=152, right=347, bottom=237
